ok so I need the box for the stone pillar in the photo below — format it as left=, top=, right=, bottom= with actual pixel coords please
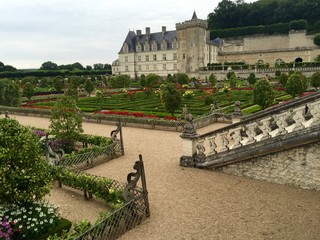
left=180, top=113, right=198, bottom=167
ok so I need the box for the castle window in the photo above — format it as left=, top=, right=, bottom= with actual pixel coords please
left=136, top=44, right=142, bottom=52
left=172, top=41, right=178, bottom=49
left=146, top=65, right=149, bottom=70
left=146, top=55, right=149, bottom=61
left=183, top=53, right=186, bottom=59
left=125, top=56, right=128, bottom=62
left=138, top=56, right=141, bottom=62
left=144, top=44, right=149, bottom=51
left=163, top=54, right=166, bottom=61
left=152, top=42, right=157, bottom=51
left=163, top=64, right=166, bottom=70
left=174, top=64, right=177, bottom=70
left=153, top=64, right=157, bottom=70
left=125, top=66, right=129, bottom=71
left=138, top=65, right=142, bottom=71
left=173, top=53, right=177, bottom=60
left=123, top=43, right=129, bottom=53
left=257, top=59, right=264, bottom=65
left=153, top=55, right=157, bottom=61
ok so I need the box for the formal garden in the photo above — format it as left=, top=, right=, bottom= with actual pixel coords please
left=0, top=96, right=149, bottom=239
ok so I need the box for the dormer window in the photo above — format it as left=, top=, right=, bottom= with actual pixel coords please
left=172, top=39, right=178, bottom=49
left=136, top=43, right=142, bottom=52
left=144, top=43, right=150, bottom=52
left=123, top=43, right=129, bottom=53
left=152, top=41, right=157, bottom=51
left=161, top=40, right=167, bottom=50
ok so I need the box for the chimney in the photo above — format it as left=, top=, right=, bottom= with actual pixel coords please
left=146, top=27, right=150, bottom=35
left=137, top=30, right=141, bottom=36
left=162, top=26, right=166, bottom=34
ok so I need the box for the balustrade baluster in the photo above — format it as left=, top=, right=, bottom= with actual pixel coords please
left=219, top=132, right=229, bottom=152
left=273, top=112, right=289, bottom=136
left=195, top=138, right=206, bottom=163
left=229, top=127, right=242, bottom=149
left=307, top=101, right=320, bottom=126
left=208, top=135, right=217, bottom=154
left=291, top=106, right=306, bottom=131
left=244, top=122, right=257, bottom=145
left=258, top=117, right=272, bottom=141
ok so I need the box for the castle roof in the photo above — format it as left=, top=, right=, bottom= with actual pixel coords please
left=119, top=29, right=177, bottom=53
left=191, top=11, right=198, bottom=20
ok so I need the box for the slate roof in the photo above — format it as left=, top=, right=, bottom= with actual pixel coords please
left=119, top=30, right=177, bottom=53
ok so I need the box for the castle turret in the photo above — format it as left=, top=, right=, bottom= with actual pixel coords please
left=176, top=11, right=208, bottom=75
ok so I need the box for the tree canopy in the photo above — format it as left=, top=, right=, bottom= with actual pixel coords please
left=253, top=78, right=274, bottom=109
left=208, top=0, right=320, bottom=34
left=285, top=72, right=308, bottom=98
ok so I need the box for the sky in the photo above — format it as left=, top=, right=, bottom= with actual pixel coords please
left=0, top=0, right=254, bottom=69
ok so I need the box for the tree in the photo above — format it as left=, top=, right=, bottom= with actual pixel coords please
left=3, top=81, right=19, bottom=106
left=227, top=71, right=236, bottom=80
left=93, top=63, right=104, bottom=70
left=209, top=73, right=217, bottom=86
left=139, top=74, right=147, bottom=87
left=146, top=74, right=162, bottom=87
left=310, top=72, right=320, bottom=89
left=159, top=83, right=182, bottom=116
left=110, top=75, right=131, bottom=88
left=289, top=19, right=308, bottom=30
left=0, top=118, right=52, bottom=205
left=175, top=73, right=189, bottom=85
left=315, top=55, right=320, bottom=62
left=84, top=79, right=95, bottom=96
left=314, top=34, right=320, bottom=46
left=40, top=61, right=58, bottom=70
left=285, top=72, right=308, bottom=98
left=53, top=76, right=64, bottom=92
left=247, top=72, right=256, bottom=85
left=229, top=74, right=237, bottom=88
left=253, top=78, right=274, bottom=109
left=49, top=96, right=83, bottom=151
left=23, top=82, right=35, bottom=101
left=279, top=73, right=288, bottom=86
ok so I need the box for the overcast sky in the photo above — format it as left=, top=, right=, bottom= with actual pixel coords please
left=0, top=0, right=254, bottom=69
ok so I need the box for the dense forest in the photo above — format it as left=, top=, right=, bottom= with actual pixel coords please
left=208, top=0, right=320, bottom=34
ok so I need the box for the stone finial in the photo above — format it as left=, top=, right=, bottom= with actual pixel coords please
left=233, top=100, right=242, bottom=116
left=181, top=113, right=197, bottom=137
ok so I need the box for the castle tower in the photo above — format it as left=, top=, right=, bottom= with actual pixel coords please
left=176, top=11, right=208, bottom=75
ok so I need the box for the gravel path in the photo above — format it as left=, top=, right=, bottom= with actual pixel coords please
left=11, top=115, right=320, bottom=240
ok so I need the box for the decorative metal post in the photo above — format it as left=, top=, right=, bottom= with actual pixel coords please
left=180, top=113, right=199, bottom=167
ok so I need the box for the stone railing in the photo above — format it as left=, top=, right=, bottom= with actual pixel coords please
left=180, top=92, right=320, bottom=168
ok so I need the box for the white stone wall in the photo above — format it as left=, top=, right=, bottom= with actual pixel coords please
left=217, top=143, right=320, bottom=191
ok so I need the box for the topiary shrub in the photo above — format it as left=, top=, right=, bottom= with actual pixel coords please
left=314, top=33, right=320, bottom=46
left=0, top=118, right=52, bottom=205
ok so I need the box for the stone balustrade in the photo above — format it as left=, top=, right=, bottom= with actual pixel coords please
left=180, top=92, right=320, bottom=168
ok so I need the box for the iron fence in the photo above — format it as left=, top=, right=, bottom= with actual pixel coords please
left=73, top=155, right=150, bottom=240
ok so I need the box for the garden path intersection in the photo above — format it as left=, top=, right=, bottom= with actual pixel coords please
left=8, top=115, right=320, bottom=240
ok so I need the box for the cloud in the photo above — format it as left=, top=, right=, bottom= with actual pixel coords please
left=0, top=0, right=243, bottom=69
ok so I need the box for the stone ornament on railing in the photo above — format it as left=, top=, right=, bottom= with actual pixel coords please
left=195, top=138, right=206, bottom=163
left=45, top=136, right=65, bottom=166
left=181, top=113, right=197, bottom=137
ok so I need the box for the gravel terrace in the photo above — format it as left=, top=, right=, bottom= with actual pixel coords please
left=10, top=115, right=320, bottom=240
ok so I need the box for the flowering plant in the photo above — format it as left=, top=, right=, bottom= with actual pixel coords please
left=182, top=90, right=195, bottom=100
left=0, top=203, right=60, bottom=240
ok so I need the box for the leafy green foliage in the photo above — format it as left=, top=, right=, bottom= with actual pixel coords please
left=209, top=73, right=217, bottom=86
left=175, top=73, right=189, bottom=85
left=139, top=74, right=147, bottom=87
left=146, top=74, right=162, bottom=87
left=247, top=72, right=256, bottom=85
left=253, top=78, right=274, bottom=109
left=49, top=96, right=83, bottom=150
left=0, top=118, right=52, bottom=205
left=110, top=75, right=131, bottom=88
left=227, top=71, right=236, bottom=80
left=229, top=74, right=237, bottom=88
left=22, top=82, right=35, bottom=101
left=40, top=61, right=58, bottom=70
left=159, top=83, right=182, bottom=116
left=84, top=79, right=95, bottom=96
left=314, top=34, right=320, bottom=46
left=0, top=79, right=20, bottom=106
left=285, top=72, right=308, bottom=98
left=289, top=19, right=308, bottom=30
left=310, top=72, right=320, bottom=89
left=279, top=73, right=289, bottom=86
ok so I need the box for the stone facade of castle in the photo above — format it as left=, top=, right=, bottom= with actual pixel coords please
left=112, top=12, right=320, bottom=78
